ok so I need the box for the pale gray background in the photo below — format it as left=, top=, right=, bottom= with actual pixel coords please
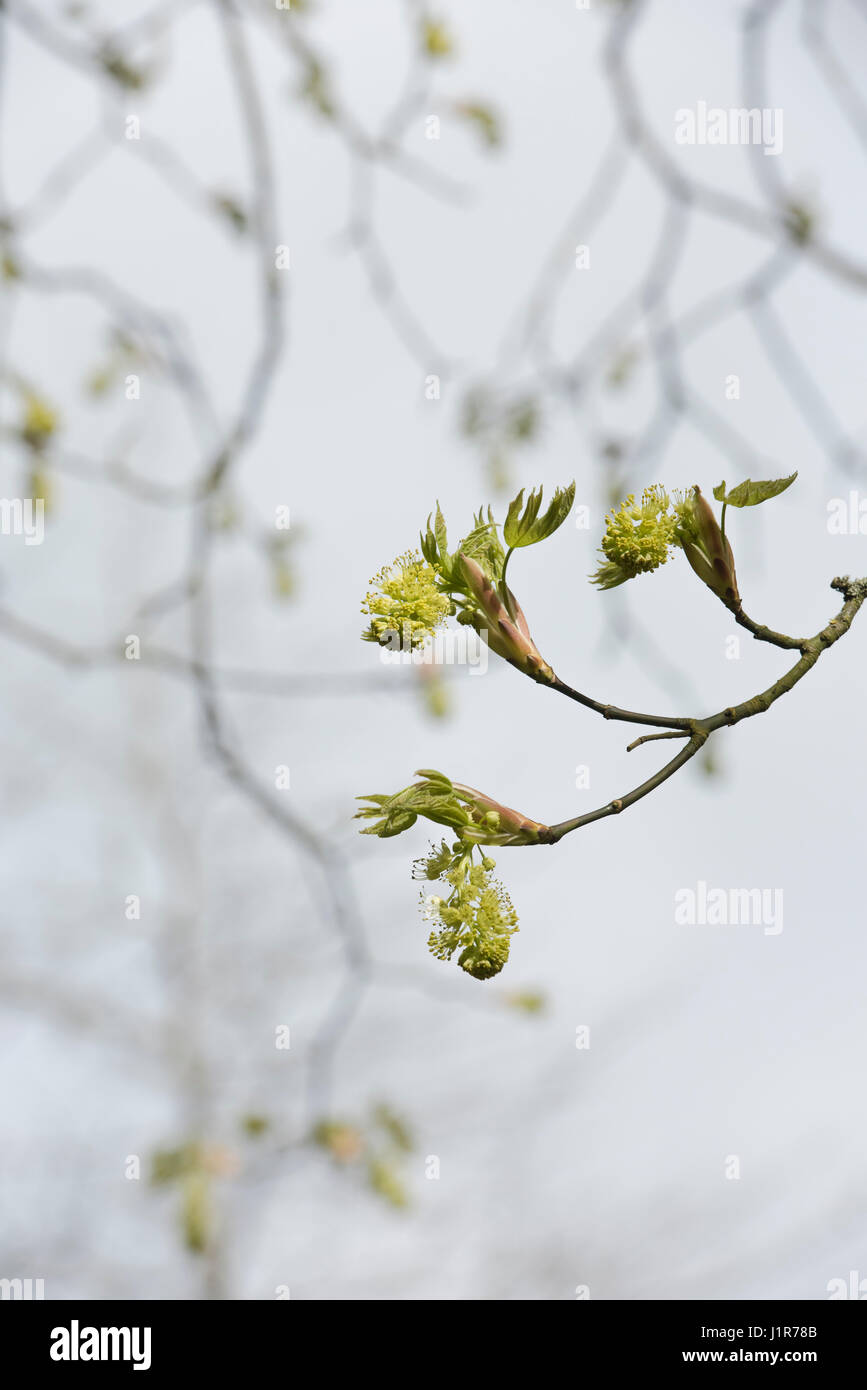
left=0, top=0, right=865, bottom=1299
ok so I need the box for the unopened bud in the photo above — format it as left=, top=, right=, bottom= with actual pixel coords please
left=451, top=782, right=552, bottom=846
left=458, top=553, right=556, bottom=682
left=677, top=487, right=739, bottom=604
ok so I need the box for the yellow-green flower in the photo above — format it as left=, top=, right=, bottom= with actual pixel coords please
left=361, top=550, right=451, bottom=649
left=412, top=840, right=455, bottom=880
left=424, top=859, right=519, bottom=980
left=591, top=486, right=678, bottom=589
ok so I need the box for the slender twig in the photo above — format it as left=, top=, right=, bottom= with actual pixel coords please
left=724, top=599, right=805, bottom=651
left=548, top=733, right=706, bottom=843
left=545, top=577, right=867, bottom=844
left=544, top=674, right=694, bottom=731
left=626, top=729, right=692, bottom=753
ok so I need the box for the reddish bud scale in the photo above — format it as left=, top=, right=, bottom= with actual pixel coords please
left=459, top=553, right=556, bottom=682
left=452, top=783, right=552, bottom=845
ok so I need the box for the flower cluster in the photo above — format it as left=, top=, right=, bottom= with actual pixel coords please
left=591, top=483, right=742, bottom=604
left=360, top=483, right=574, bottom=679
left=419, top=492, right=574, bottom=681
left=591, top=486, right=678, bottom=589
left=356, top=774, right=548, bottom=979
left=361, top=550, right=451, bottom=649
left=356, top=474, right=800, bottom=983
left=417, top=845, right=519, bottom=980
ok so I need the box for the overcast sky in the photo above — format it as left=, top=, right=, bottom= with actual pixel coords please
left=1, top=0, right=866, bottom=1300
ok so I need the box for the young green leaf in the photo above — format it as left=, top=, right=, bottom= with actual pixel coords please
left=458, top=508, right=505, bottom=579
left=503, top=482, right=575, bottom=549
left=420, top=503, right=455, bottom=583
left=413, top=769, right=453, bottom=788
left=433, top=503, right=448, bottom=561
left=712, top=473, right=797, bottom=508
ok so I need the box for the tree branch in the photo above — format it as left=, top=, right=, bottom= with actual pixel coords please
left=545, top=576, right=867, bottom=844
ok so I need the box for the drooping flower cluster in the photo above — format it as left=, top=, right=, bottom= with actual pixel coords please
left=355, top=773, right=548, bottom=979
left=361, top=550, right=452, bottom=649
left=416, top=845, right=519, bottom=980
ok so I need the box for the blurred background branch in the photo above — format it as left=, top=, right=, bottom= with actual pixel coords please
left=1, top=0, right=866, bottom=1300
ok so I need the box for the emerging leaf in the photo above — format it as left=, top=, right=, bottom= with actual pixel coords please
left=356, top=774, right=549, bottom=847
left=504, top=482, right=575, bottom=549
left=355, top=777, right=471, bottom=839
left=458, top=507, right=505, bottom=579
left=413, top=768, right=453, bottom=788
left=713, top=472, right=797, bottom=508
left=434, top=504, right=448, bottom=560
